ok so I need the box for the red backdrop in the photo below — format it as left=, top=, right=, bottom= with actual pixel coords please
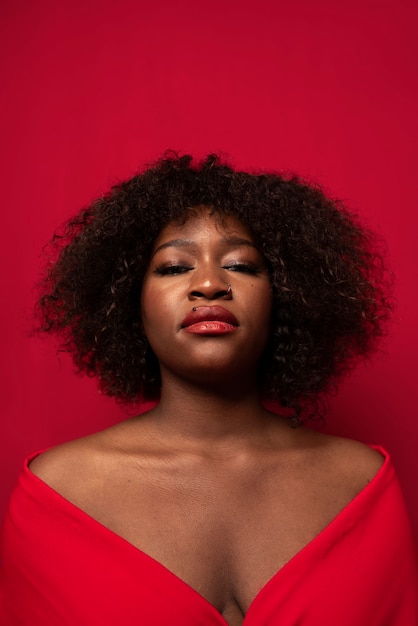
left=1, top=0, right=417, bottom=542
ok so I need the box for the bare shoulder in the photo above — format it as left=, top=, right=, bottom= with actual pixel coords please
left=29, top=436, right=100, bottom=493
left=326, top=434, right=383, bottom=469
left=28, top=415, right=155, bottom=495
left=301, top=429, right=385, bottom=491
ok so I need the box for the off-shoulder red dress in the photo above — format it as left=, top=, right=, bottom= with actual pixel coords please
left=0, top=446, right=417, bottom=625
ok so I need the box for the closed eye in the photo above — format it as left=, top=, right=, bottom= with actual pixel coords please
left=154, top=264, right=193, bottom=276
left=223, top=263, right=262, bottom=275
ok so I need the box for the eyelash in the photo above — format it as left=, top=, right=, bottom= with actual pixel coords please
left=153, top=263, right=262, bottom=276
left=223, top=263, right=261, bottom=275
left=154, top=265, right=192, bottom=276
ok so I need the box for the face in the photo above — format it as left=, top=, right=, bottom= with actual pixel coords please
left=140, top=207, right=272, bottom=388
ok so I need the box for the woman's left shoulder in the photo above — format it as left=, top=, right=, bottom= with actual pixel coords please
left=327, top=435, right=384, bottom=465
left=295, top=429, right=386, bottom=491
left=317, top=433, right=386, bottom=486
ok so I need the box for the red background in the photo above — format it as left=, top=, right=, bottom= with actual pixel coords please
left=1, top=0, right=417, bottom=542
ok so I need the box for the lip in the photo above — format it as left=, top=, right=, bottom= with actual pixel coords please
left=181, top=306, right=239, bottom=329
left=181, top=306, right=239, bottom=335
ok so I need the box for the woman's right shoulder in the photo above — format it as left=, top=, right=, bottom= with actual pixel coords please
left=28, top=418, right=149, bottom=491
left=29, top=436, right=102, bottom=492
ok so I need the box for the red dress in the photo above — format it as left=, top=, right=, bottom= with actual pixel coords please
left=0, top=446, right=417, bottom=625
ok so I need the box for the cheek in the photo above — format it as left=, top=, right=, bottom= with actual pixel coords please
left=140, top=281, right=178, bottom=341
left=140, top=282, right=158, bottom=339
left=244, top=282, right=273, bottom=351
left=250, top=281, right=272, bottom=321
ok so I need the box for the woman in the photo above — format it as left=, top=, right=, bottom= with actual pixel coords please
left=1, top=154, right=417, bottom=625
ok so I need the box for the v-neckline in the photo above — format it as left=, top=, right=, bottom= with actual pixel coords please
left=24, top=445, right=389, bottom=625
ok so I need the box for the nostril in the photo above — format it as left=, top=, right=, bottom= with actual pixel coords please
left=190, top=290, right=206, bottom=298
left=189, top=279, right=232, bottom=301
left=190, top=287, right=232, bottom=301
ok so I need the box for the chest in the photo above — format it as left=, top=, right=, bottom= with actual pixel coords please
left=69, top=457, right=357, bottom=623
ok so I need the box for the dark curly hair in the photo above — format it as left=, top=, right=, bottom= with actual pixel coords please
left=37, top=153, right=392, bottom=422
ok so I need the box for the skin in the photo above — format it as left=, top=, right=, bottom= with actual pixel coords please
left=30, top=208, right=384, bottom=626
left=141, top=207, right=273, bottom=398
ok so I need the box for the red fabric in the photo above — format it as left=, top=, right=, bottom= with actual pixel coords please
left=0, top=446, right=417, bottom=625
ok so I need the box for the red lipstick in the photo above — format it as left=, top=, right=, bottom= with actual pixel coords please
left=181, top=306, right=239, bottom=335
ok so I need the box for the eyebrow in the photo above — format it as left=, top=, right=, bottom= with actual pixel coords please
left=152, top=236, right=258, bottom=256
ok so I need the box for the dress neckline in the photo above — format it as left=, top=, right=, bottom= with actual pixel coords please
left=23, top=444, right=390, bottom=624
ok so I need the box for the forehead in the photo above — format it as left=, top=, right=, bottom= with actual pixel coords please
left=152, top=206, right=255, bottom=249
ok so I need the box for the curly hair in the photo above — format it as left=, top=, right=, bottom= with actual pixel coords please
left=37, top=153, right=392, bottom=422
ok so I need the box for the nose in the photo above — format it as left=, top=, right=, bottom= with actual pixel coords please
left=188, top=268, right=232, bottom=302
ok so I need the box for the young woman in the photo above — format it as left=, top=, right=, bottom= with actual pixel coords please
left=1, top=154, right=417, bottom=625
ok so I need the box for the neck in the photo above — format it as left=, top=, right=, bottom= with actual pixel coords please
left=149, top=374, right=272, bottom=445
